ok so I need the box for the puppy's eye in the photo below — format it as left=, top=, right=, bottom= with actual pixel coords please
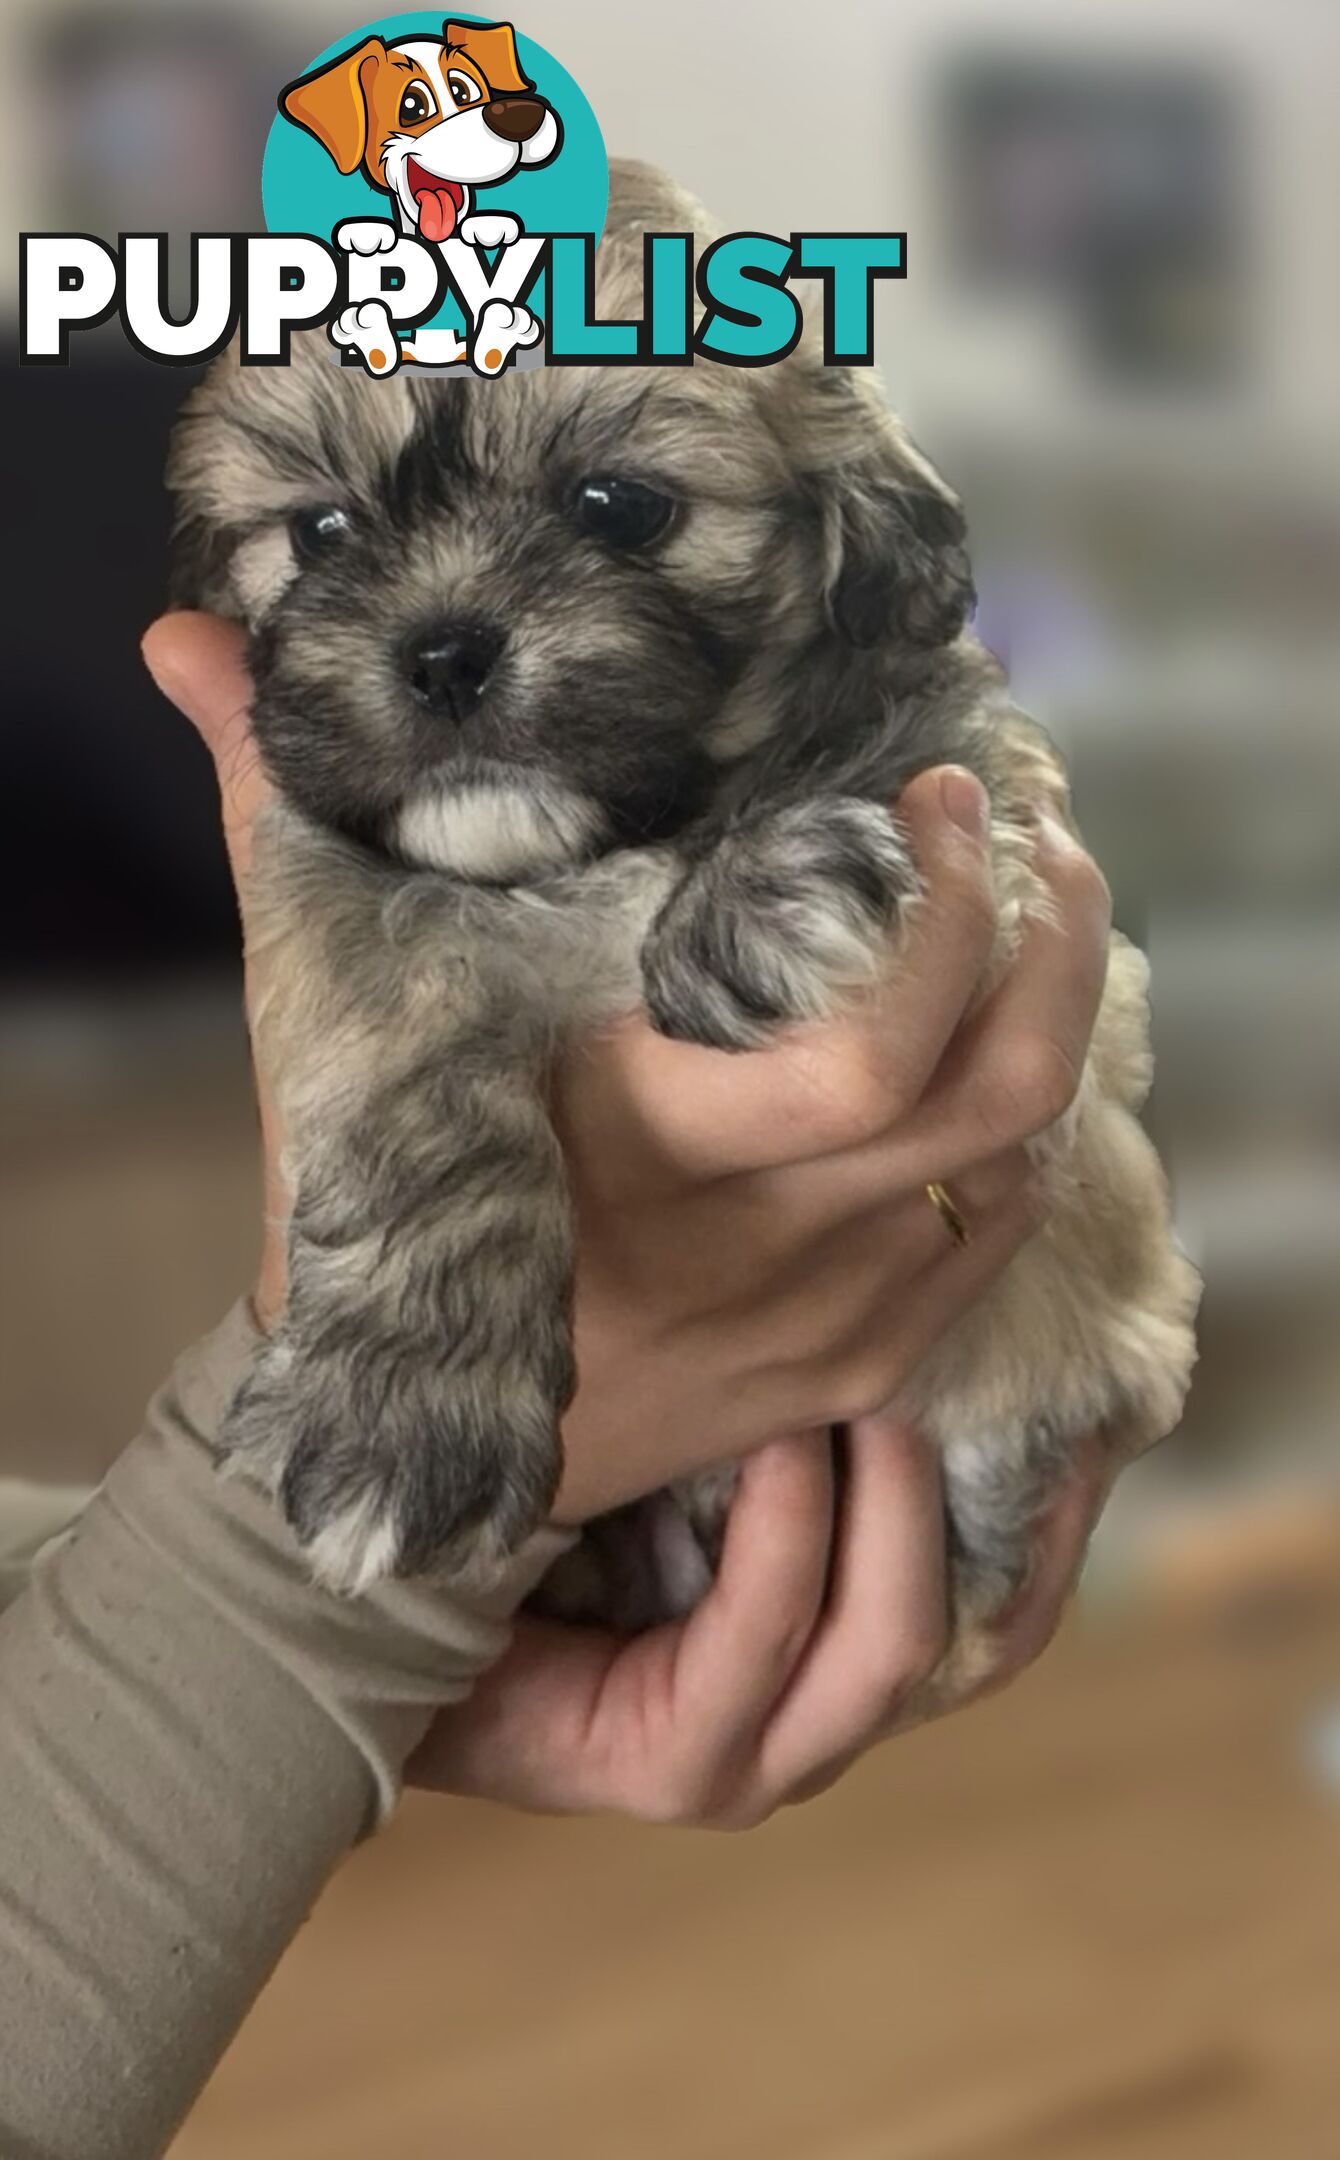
left=447, top=70, right=482, bottom=109
left=290, top=505, right=352, bottom=562
left=574, top=477, right=676, bottom=551
left=398, top=81, right=438, bottom=127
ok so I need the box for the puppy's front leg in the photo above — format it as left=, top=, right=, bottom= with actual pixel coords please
left=222, top=1038, right=573, bottom=1596
left=642, top=797, right=917, bottom=1051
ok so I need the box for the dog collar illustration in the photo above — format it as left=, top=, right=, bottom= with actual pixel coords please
left=282, top=18, right=562, bottom=377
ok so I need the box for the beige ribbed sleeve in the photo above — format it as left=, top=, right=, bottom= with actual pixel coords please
left=0, top=1303, right=574, bottom=2160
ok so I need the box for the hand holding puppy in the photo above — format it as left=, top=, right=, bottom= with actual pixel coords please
left=145, top=609, right=1115, bottom=1824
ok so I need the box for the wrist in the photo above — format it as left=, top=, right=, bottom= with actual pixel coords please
left=125, top=1302, right=575, bottom=1818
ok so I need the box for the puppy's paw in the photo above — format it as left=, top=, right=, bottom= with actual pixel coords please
left=459, top=211, right=523, bottom=249
left=219, top=1340, right=563, bottom=1595
left=279, top=1413, right=556, bottom=1598
left=333, top=218, right=399, bottom=256
left=330, top=300, right=401, bottom=377
left=642, top=798, right=916, bottom=1050
left=470, top=298, right=542, bottom=376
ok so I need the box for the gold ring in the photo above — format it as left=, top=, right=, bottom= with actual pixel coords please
left=925, top=1180, right=971, bottom=1248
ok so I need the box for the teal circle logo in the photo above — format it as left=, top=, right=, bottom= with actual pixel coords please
left=262, top=14, right=608, bottom=366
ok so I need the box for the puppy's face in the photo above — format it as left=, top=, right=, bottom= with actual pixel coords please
left=169, top=172, right=972, bottom=881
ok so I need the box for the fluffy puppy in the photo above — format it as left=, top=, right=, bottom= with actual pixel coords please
left=166, top=161, right=1198, bottom=1641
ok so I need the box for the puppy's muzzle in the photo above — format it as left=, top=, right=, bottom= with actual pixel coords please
left=483, top=95, right=550, bottom=143
left=406, top=618, right=508, bottom=723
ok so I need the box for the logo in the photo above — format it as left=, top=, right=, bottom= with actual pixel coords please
left=265, top=14, right=605, bottom=377
left=19, top=14, right=906, bottom=374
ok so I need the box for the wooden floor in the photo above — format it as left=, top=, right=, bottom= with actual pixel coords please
left=5, top=1044, right=1336, bottom=2159
left=171, top=1594, right=1340, bottom=2160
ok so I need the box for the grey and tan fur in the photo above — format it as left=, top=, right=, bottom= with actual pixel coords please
left=166, top=161, right=1198, bottom=1646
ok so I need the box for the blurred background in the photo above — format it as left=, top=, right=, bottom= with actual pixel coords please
left=3, top=0, right=1337, bottom=2154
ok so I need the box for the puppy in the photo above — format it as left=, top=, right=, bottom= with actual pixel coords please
left=167, top=161, right=1198, bottom=1653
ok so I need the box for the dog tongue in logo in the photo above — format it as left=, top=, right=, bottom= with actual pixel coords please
left=408, top=162, right=463, bottom=242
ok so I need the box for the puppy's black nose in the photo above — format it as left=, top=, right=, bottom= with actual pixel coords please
left=407, top=619, right=507, bottom=720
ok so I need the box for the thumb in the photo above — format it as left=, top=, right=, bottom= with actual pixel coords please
left=142, top=610, right=267, bottom=882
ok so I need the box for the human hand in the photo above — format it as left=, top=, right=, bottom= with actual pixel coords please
left=142, top=613, right=1108, bottom=1521
left=410, top=1421, right=1114, bottom=1825
left=144, top=609, right=1113, bottom=1816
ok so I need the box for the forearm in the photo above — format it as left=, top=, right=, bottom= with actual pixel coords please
left=0, top=1303, right=571, bottom=2160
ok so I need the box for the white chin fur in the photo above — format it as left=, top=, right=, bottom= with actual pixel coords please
left=397, top=780, right=601, bottom=880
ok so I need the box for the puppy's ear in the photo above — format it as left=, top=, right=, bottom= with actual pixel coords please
left=280, top=36, right=387, bottom=176
left=823, top=464, right=974, bottom=650
left=802, top=377, right=974, bottom=651
left=446, top=20, right=532, bottom=94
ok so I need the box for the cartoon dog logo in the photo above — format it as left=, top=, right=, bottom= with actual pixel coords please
left=280, top=19, right=561, bottom=376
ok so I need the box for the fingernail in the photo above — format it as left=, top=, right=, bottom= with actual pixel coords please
left=939, top=766, right=990, bottom=841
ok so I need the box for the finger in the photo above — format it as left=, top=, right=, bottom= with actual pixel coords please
left=659, top=1433, right=836, bottom=1808
left=751, top=1415, right=949, bottom=1803
left=889, top=817, right=1112, bottom=1183
left=662, top=1148, right=1040, bottom=1464
left=859, top=764, right=1002, bottom=1108
left=419, top=1434, right=834, bottom=1823
left=406, top=1617, right=626, bottom=1810
left=426, top=1433, right=836, bottom=1821
left=142, top=611, right=268, bottom=882
left=141, top=609, right=252, bottom=758
left=785, top=1443, right=1113, bottom=1804
left=579, top=767, right=998, bottom=1182
left=816, top=1172, right=1045, bottom=1421
left=778, top=1099, right=1034, bottom=1246
left=741, top=767, right=1002, bottom=1162
left=144, top=610, right=289, bottom=1318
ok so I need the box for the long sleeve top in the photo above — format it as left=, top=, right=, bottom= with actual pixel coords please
left=0, top=1302, right=572, bottom=2160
